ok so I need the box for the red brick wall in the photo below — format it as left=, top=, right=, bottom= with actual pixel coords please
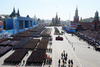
left=71, top=21, right=95, bottom=30
left=78, top=22, right=94, bottom=29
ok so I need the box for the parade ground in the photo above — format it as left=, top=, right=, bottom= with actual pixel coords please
left=0, top=26, right=100, bottom=67
left=47, top=27, right=100, bottom=67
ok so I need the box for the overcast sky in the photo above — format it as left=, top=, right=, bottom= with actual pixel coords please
left=0, top=0, right=100, bottom=21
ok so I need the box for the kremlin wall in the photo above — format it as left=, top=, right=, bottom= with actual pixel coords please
left=71, top=7, right=100, bottom=31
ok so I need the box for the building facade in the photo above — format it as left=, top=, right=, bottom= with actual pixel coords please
left=0, top=7, right=38, bottom=38
left=9, top=7, right=20, bottom=18
left=52, top=12, right=60, bottom=26
left=71, top=7, right=100, bottom=31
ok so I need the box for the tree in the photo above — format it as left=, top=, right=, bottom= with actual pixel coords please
left=79, top=20, right=82, bottom=22
left=62, top=23, right=65, bottom=26
left=49, top=22, right=54, bottom=26
left=79, top=17, right=82, bottom=22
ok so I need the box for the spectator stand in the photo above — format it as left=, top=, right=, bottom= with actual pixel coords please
left=74, top=30, right=100, bottom=51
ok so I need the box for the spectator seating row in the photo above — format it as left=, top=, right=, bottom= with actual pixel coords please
left=74, top=30, right=100, bottom=48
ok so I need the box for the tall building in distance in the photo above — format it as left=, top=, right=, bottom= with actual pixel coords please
left=74, top=6, right=79, bottom=23
left=9, top=7, right=20, bottom=18
left=52, top=12, right=60, bottom=26
left=71, top=6, right=100, bottom=31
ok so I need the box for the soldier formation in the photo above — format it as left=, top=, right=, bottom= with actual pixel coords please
left=58, top=50, right=74, bottom=67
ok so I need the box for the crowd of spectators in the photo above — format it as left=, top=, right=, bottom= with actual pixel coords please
left=74, top=30, right=100, bottom=50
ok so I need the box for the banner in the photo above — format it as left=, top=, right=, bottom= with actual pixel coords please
left=0, top=21, right=3, bottom=33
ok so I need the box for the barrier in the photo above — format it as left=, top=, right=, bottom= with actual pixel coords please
left=0, top=29, right=14, bottom=38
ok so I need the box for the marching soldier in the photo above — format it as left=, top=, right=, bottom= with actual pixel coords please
left=58, top=59, right=61, bottom=65
left=68, top=59, right=70, bottom=65
left=63, top=53, right=65, bottom=58
left=66, top=53, right=68, bottom=57
left=71, top=60, right=73, bottom=67
left=61, top=53, right=63, bottom=58
left=64, top=56, right=67, bottom=64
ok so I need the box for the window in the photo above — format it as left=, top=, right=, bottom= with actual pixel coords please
left=19, top=21, right=23, bottom=29
left=98, top=25, right=100, bottom=29
left=90, top=25, right=94, bottom=27
left=30, top=21, right=32, bottom=27
left=25, top=21, right=28, bottom=28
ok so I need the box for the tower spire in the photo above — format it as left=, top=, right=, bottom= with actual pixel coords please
left=56, top=12, right=58, bottom=18
left=13, top=7, right=15, bottom=14
left=76, top=5, right=78, bottom=10
left=13, top=7, right=15, bottom=11
left=17, top=9, right=20, bottom=16
left=75, top=5, right=78, bottom=17
left=55, top=12, right=58, bottom=24
left=9, top=7, right=16, bottom=18
left=94, top=10, right=99, bottom=21
left=74, top=5, right=79, bottom=23
left=56, top=12, right=58, bottom=15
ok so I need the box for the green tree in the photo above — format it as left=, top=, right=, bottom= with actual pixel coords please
left=62, top=23, right=65, bottom=26
left=49, top=22, right=54, bottom=26
left=79, top=20, right=82, bottom=22
left=79, top=17, right=82, bottom=22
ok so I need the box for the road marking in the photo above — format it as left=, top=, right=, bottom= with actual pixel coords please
left=64, top=33, right=97, bottom=67
left=53, top=56, right=75, bottom=67
left=63, top=33, right=83, bottom=67
left=69, top=55, right=96, bottom=67
left=51, top=27, right=76, bottom=67
left=53, top=27, right=97, bottom=67
left=51, top=40, right=75, bottom=67
left=80, top=59, right=96, bottom=67
left=68, top=46, right=83, bottom=67
left=59, top=41, right=76, bottom=67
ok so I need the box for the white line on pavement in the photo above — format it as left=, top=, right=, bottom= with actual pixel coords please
left=64, top=34, right=83, bottom=67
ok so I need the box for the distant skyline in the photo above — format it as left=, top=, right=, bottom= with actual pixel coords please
left=0, top=0, right=100, bottom=21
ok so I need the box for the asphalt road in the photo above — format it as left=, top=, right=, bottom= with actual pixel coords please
left=50, top=27, right=100, bottom=67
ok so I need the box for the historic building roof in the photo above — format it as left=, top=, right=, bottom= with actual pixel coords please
left=52, top=12, right=60, bottom=25
left=9, top=7, right=20, bottom=18
left=94, top=11, right=99, bottom=21
left=74, top=6, right=79, bottom=23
